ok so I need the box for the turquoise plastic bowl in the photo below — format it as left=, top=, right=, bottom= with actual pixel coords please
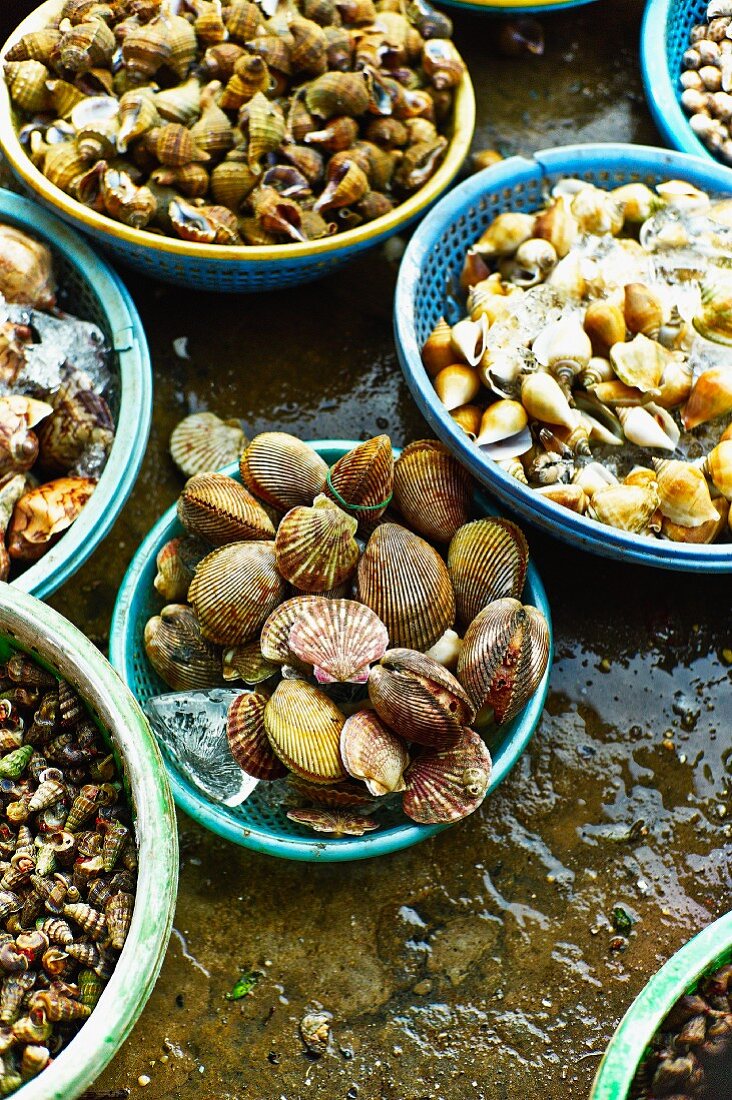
left=394, top=142, right=732, bottom=572
left=109, top=441, right=553, bottom=863
left=0, top=189, right=152, bottom=599
left=591, top=911, right=732, bottom=1098
left=641, top=0, right=722, bottom=164
left=439, top=0, right=597, bottom=13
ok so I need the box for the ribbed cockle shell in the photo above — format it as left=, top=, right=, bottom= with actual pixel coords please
left=369, top=648, right=474, bottom=747
left=170, top=413, right=247, bottom=478
left=393, top=440, right=472, bottom=544
left=457, top=598, right=550, bottom=725
left=222, top=640, right=279, bottom=683
left=356, top=523, right=455, bottom=652
left=322, top=435, right=393, bottom=533
left=153, top=536, right=207, bottom=602
left=259, top=595, right=321, bottom=665
left=447, top=518, right=528, bottom=627
left=189, top=541, right=285, bottom=644
left=403, top=728, right=492, bottom=824
left=263, top=680, right=346, bottom=783
left=275, top=495, right=359, bottom=591
left=240, top=432, right=329, bottom=512
left=226, top=691, right=287, bottom=780
left=287, top=598, right=388, bottom=683
left=177, top=472, right=275, bottom=544
left=340, top=710, right=408, bottom=795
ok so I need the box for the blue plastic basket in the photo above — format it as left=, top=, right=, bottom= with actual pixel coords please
left=641, top=0, right=721, bottom=163
left=109, top=442, right=553, bottom=863
left=394, top=142, right=732, bottom=573
left=0, top=189, right=152, bottom=599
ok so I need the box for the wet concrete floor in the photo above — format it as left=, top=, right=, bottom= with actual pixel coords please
left=4, top=0, right=732, bottom=1095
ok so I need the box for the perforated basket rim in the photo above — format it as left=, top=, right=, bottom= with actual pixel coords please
left=109, top=441, right=554, bottom=863
left=0, top=0, right=475, bottom=267
left=0, top=188, right=152, bottom=598
left=439, top=0, right=596, bottom=11
left=393, top=142, right=732, bottom=573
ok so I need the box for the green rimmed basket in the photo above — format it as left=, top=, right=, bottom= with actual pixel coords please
left=109, top=440, right=553, bottom=863
left=0, top=582, right=178, bottom=1100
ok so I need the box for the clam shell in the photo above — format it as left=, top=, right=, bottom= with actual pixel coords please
left=368, top=648, right=474, bottom=747
left=263, top=680, right=346, bottom=783
left=393, top=440, right=472, bottom=544
left=153, top=535, right=207, bottom=602
left=226, top=691, right=287, bottom=780
left=356, top=523, right=455, bottom=652
left=222, top=640, right=279, bottom=683
left=275, top=495, right=359, bottom=591
left=286, top=808, right=378, bottom=836
left=323, top=435, right=394, bottom=533
left=457, top=597, right=550, bottom=725
left=188, top=541, right=285, bottom=644
left=287, top=598, right=388, bottom=683
left=340, top=710, right=408, bottom=795
left=447, top=518, right=528, bottom=628
left=144, top=604, right=223, bottom=691
left=403, top=728, right=492, bottom=824
left=170, top=413, right=247, bottom=477
left=288, top=775, right=376, bottom=808
left=240, top=432, right=329, bottom=512
left=260, top=595, right=321, bottom=665
left=177, top=472, right=275, bottom=544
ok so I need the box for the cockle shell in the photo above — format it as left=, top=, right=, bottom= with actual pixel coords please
left=222, top=640, right=279, bottom=683
left=264, top=680, right=346, bottom=783
left=286, top=808, right=378, bottom=836
left=7, top=478, right=94, bottom=561
left=260, top=595, right=320, bottom=665
left=226, top=691, right=287, bottom=780
left=153, top=536, right=207, bottom=602
left=392, top=440, right=472, bottom=543
left=682, top=368, right=732, bottom=429
left=653, top=459, right=719, bottom=527
left=356, top=523, right=455, bottom=652
left=340, top=710, right=408, bottom=795
left=0, top=227, right=55, bottom=310
left=403, top=728, right=492, bottom=824
left=170, top=412, right=247, bottom=478
left=144, top=603, right=224, bottom=691
left=456, top=597, right=549, bottom=725
left=188, top=541, right=285, bottom=644
left=287, top=598, right=388, bottom=683
left=587, top=483, right=661, bottom=533
left=275, top=495, right=359, bottom=591
left=448, top=517, right=528, bottom=627
left=240, top=432, right=329, bottom=512
left=177, top=472, right=275, bottom=544
left=323, top=434, right=393, bottom=531
left=369, top=648, right=474, bottom=747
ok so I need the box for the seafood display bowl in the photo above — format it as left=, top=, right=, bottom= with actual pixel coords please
left=0, top=188, right=152, bottom=599
left=438, top=0, right=597, bottom=14
left=109, top=441, right=553, bottom=863
left=590, top=911, right=732, bottom=1098
left=641, top=0, right=721, bottom=163
left=0, top=1, right=475, bottom=294
left=394, top=141, right=732, bottom=572
left=0, top=582, right=178, bottom=1100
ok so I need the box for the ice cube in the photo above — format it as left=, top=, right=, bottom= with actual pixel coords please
left=71, top=440, right=110, bottom=480
left=8, top=306, right=111, bottom=396
left=144, top=689, right=258, bottom=807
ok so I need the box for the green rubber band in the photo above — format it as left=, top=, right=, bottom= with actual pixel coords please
left=326, top=469, right=393, bottom=513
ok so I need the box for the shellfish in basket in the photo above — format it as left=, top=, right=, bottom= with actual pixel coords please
left=144, top=430, right=551, bottom=831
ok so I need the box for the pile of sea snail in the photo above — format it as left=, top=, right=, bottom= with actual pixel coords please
left=630, top=960, right=732, bottom=1100
left=145, top=426, right=550, bottom=834
left=4, top=0, right=464, bottom=245
left=680, top=0, right=732, bottom=165
left=0, top=224, right=114, bottom=580
left=423, top=177, right=732, bottom=544
left=0, top=651, right=137, bottom=1095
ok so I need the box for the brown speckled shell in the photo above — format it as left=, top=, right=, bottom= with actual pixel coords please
left=275, top=495, right=359, bottom=592
left=177, top=472, right=275, bottom=544
left=226, top=691, right=287, bottom=780
left=322, top=434, right=393, bottom=533
left=368, top=648, right=474, bottom=748
left=393, top=439, right=472, bottom=544
left=240, top=432, right=329, bottom=512
left=447, top=518, right=528, bottom=628
left=263, top=680, right=346, bottom=783
left=403, top=728, right=492, bottom=824
left=340, top=709, right=408, bottom=795
left=287, top=597, right=388, bottom=683
left=286, top=807, right=378, bottom=836
left=189, top=541, right=285, bottom=644
left=8, top=477, right=95, bottom=562
left=144, top=604, right=223, bottom=691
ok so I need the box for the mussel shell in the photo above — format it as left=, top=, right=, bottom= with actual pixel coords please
left=263, top=680, right=346, bottom=783
left=188, top=541, right=285, bottom=644
left=177, top=472, right=275, bottom=544
left=226, top=691, right=287, bottom=780
left=403, top=728, right=492, bottom=824
left=322, top=434, right=394, bottom=533
left=144, top=604, right=223, bottom=691
left=259, top=594, right=321, bottom=665
left=392, top=439, right=472, bottom=544
left=170, top=413, right=248, bottom=478
left=356, top=523, right=455, bottom=652
left=287, top=597, right=388, bottom=683
left=457, top=597, right=550, bottom=725
left=274, top=495, right=359, bottom=592
left=368, top=647, right=474, bottom=747
left=447, top=518, right=528, bottom=628
left=240, top=432, right=329, bottom=512
left=340, top=709, right=408, bottom=795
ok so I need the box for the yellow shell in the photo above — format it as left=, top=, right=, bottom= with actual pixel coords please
left=475, top=212, right=535, bottom=258
left=177, top=472, right=274, bottom=544
left=584, top=300, right=626, bottom=357
left=275, top=494, right=359, bottom=591
left=587, top=483, right=660, bottom=533
left=188, top=540, right=285, bottom=644
left=393, top=440, right=472, bottom=544
left=448, top=517, right=529, bottom=628
left=0, top=226, right=55, bottom=310
left=304, top=71, right=371, bottom=118
left=4, top=60, right=51, bottom=113
left=661, top=498, right=729, bottom=543
left=610, top=334, right=668, bottom=394
left=356, top=522, right=455, bottom=652
left=240, top=432, right=329, bottom=512
left=421, top=317, right=454, bottom=377
left=652, top=459, right=719, bottom=527
left=263, top=680, right=346, bottom=783
left=624, top=283, right=663, bottom=340
left=8, top=476, right=94, bottom=561
left=702, top=439, right=732, bottom=499
left=143, top=604, right=223, bottom=691
left=244, top=92, right=286, bottom=174
left=169, top=412, right=247, bottom=477
left=682, top=368, right=732, bottom=429
left=520, top=373, right=577, bottom=430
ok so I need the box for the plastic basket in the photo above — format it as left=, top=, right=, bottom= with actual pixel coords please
left=394, top=142, right=732, bottom=572
left=439, top=0, right=597, bottom=13
left=590, top=911, right=732, bottom=1099
left=641, top=0, right=721, bottom=163
left=0, top=188, right=152, bottom=599
left=0, top=1, right=475, bottom=293
left=0, top=582, right=178, bottom=1100
left=109, top=441, right=553, bottom=863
